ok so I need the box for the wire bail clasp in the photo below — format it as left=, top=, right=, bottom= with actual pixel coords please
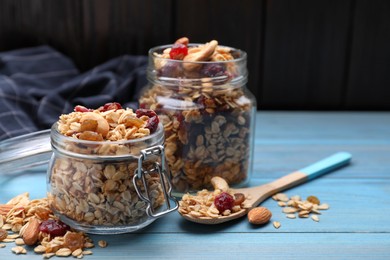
left=133, top=145, right=178, bottom=218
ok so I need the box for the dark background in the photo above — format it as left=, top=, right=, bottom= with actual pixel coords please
left=0, top=0, right=389, bottom=110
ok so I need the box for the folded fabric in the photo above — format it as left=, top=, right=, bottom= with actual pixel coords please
left=0, top=45, right=148, bottom=140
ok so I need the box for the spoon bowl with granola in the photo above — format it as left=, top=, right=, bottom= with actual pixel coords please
left=179, top=152, right=351, bottom=224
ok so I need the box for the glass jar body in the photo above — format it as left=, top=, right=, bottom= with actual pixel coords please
left=139, top=44, right=256, bottom=194
left=47, top=123, right=169, bottom=234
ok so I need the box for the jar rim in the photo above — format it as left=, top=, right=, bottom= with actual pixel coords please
left=148, top=43, right=247, bottom=64
left=51, top=122, right=164, bottom=146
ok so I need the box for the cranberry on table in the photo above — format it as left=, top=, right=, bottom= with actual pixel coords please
left=39, top=219, right=70, bottom=237
left=214, top=192, right=235, bottom=213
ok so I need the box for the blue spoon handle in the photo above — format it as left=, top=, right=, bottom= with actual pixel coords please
left=299, top=152, right=352, bottom=180
left=264, top=152, right=352, bottom=195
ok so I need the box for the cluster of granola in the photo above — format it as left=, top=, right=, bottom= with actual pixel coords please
left=140, top=38, right=254, bottom=192
left=178, top=177, right=247, bottom=219
left=0, top=193, right=102, bottom=258
left=49, top=103, right=165, bottom=229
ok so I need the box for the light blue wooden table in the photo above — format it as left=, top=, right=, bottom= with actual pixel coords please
left=1, top=112, right=390, bottom=259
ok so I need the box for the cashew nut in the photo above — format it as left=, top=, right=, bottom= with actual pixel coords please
left=210, top=176, right=230, bottom=192
left=175, top=37, right=189, bottom=46
left=80, top=112, right=110, bottom=137
left=183, top=40, right=218, bottom=72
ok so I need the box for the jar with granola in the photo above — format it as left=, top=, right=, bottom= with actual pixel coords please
left=139, top=38, right=256, bottom=194
left=47, top=103, right=177, bottom=234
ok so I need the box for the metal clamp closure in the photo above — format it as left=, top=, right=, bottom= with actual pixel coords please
left=133, top=145, right=178, bottom=218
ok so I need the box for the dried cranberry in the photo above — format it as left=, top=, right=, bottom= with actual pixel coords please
left=139, top=103, right=146, bottom=109
left=74, top=105, right=92, bottom=112
left=39, top=219, right=70, bottom=237
left=201, top=63, right=226, bottom=77
left=214, top=192, right=235, bottom=213
left=169, top=43, right=188, bottom=60
left=158, top=62, right=183, bottom=78
left=98, top=102, right=122, bottom=112
left=145, top=116, right=159, bottom=133
left=135, top=109, right=157, bottom=118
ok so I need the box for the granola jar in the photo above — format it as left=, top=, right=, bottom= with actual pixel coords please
left=139, top=42, right=256, bottom=194
left=47, top=122, right=177, bottom=234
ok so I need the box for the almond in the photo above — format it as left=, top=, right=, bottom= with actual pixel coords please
left=0, top=204, right=14, bottom=216
left=22, top=217, right=40, bottom=246
left=247, top=207, right=272, bottom=225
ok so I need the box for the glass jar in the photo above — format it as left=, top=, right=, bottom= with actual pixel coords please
left=47, top=122, right=177, bottom=234
left=139, top=44, right=256, bottom=194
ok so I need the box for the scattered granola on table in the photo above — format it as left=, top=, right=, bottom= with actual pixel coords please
left=0, top=193, right=100, bottom=258
left=140, top=37, right=255, bottom=193
left=272, top=193, right=330, bottom=228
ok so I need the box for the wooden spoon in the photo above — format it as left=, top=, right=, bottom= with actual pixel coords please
left=180, top=152, right=351, bottom=224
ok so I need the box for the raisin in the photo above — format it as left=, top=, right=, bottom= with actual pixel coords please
left=74, top=105, right=92, bottom=113
left=39, top=219, right=70, bottom=237
left=98, top=102, right=122, bottom=112
left=145, top=116, right=159, bottom=133
left=135, top=109, right=157, bottom=118
left=0, top=229, right=7, bottom=241
left=63, top=232, right=85, bottom=251
left=79, top=119, right=98, bottom=132
left=307, top=195, right=320, bottom=205
left=214, top=192, right=235, bottom=213
left=233, top=193, right=245, bottom=205
left=169, top=43, right=188, bottom=60
left=78, top=131, right=104, bottom=141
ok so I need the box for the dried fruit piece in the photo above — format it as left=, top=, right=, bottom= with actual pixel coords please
left=307, top=195, right=320, bottom=205
left=78, top=131, right=104, bottom=141
left=64, top=232, right=85, bottom=251
left=135, top=109, right=157, bottom=118
left=39, top=219, right=70, bottom=237
left=247, top=207, right=272, bottom=225
left=80, top=119, right=98, bottom=132
left=145, top=116, right=159, bottom=133
left=233, top=193, right=245, bottom=206
left=169, top=43, right=188, bottom=60
left=98, top=102, right=122, bottom=112
left=214, top=192, right=234, bottom=213
left=0, top=229, right=7, bottom=241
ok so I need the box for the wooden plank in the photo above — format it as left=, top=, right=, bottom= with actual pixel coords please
left=262, top=0, right=353, bottom=109
left=0, top=0, right=173, bottom=71
left=346, top=0, right=390, bottom=109
left=174, top=0, right=264, bottom=107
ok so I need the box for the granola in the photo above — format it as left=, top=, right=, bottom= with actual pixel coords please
left=49, top=103, right=166, bottom=230
left=178, top=177, right=246, bottom=219
left=140, top=38, right=255, bottom=193
left=0, top=193, right=96, bottom=258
